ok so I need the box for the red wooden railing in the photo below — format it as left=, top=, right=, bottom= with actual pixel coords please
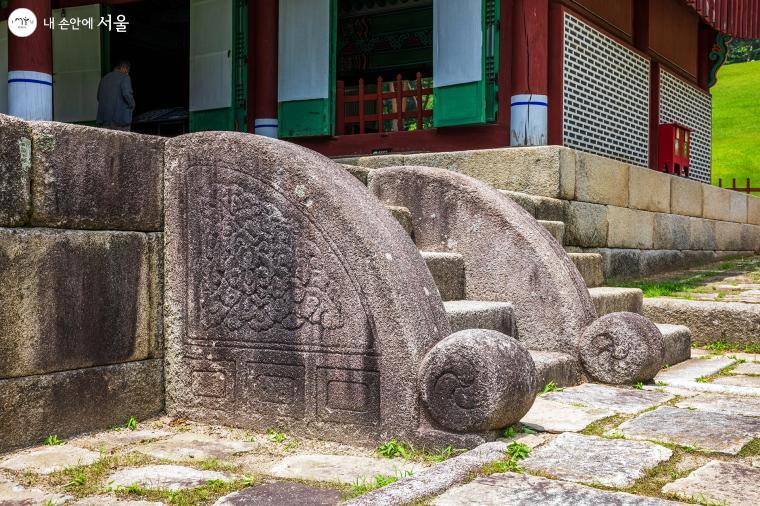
left=336, top=72, right=433, bottom=135
left=718, top=178, right=760, bottom=194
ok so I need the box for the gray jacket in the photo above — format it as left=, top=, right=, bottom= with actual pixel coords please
left=96, top=71, right=135, bottom=126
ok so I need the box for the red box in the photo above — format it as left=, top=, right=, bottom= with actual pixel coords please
left=658, top=123, right=691, bottom=177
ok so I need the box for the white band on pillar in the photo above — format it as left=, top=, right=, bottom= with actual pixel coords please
left=254, top=118, right=278, bottom=138
left=510, top=94, right=548, bottom=147
left=8, top=70, right=53, bottom=121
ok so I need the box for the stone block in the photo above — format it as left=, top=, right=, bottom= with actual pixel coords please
left=539, top=220, right=565, bottom=244
left=443, top=300, right=515, bottom=336
left=341, top=154, right=405, bottom=169
left=385, top=205, right=414, bottom=237
left=529, top=351, right=583, bottom=388
left=741, top=223, right=760, bottom=252
left=404, top=146, right=576, bottom=199
left=0, top=114, right=32, bottom=226
left=217, top=483, right=343, bottom=506
left=607, top=206, right=654, bottom=249
left=629, top=166, right=670, bottom=213
left=682, top=249, right=716, bottom=267
left=713, top=220, right=743, bottom=250
left=662, top=461, right=760, bottom=506
left=643, top=297, right=760, bottom=348
left=521, top=397, right=614, bottom=433
left=688, top=217, right=716, bottom=250
left=575, top=151, right=629, bottom=207
left=108, top=465, right=233, bottom=491
left=655, top=324, right=692, bottom=366
left=670, top=177, right=703, bottom=217
left=422, top=251, right=465, bottom=301
left=0, top=229, right=160, bottom=379
left=501, top=190, right=566, bottom=221
left=269, top=454, right=421, bottom=485
left=340, top=164, right=371, bottom=185
left=564, top=201, right=608, bottom=248
left=728, top=191, right=748, bottom=223
left=702, top=184, right=732, bottom=221
left=653, top=213, right=690, bottom=250
left=588, top=287, right=643, bottom=315
left=568, top=252, right=604, bottom=287
left=30, top=122, right=164, bottom=231
left=588, top=248, right=642, bottom=280
left=748, top=195, right=760, bottom=225
left=0, top=359, right=163, bottom=451
left=164, top=133, right=458, bottom=447
left=545, top=383, right=673, bottom=415
left=639, top=250, right=685, bottom=277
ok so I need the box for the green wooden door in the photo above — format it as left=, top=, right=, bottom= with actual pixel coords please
left=189, top=0, right=247, bottom=132
left=433, top=0, right=499, bottom=127
left=277, top=0, right=337, bottom=138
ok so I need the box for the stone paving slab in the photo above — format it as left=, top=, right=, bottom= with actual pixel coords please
left=268, top=454, right=422, bottom=485
left=214, top=482, right=343, bottom=506
left=655, top=357, right=735, bottom=384
left=712, top=375, right=760, bottom=388
left=137, top=433, right=256, bottom=462
left=616, top=406, right=760, bottom=454
left=522, top=433, right=672, bottom=488
left=731, top=362, right=760, bottom=375
left=662, top=460, right=760, bottom=506
left=0, top=444, right=100, bottom=474
left=542, top=383, right=673, bottom=414
left=74, top=429, right=174, bottom=452
left=73, top=497, right=165, bottom=505
left=675, top=392, right=760, bottom=417
left=107, top=464, right=234, bottom=491
left=433, top=472, right=683, bottom=505
left=520, top=397, right=614, bottom=433
left=0, top=477, right=71, bottom=505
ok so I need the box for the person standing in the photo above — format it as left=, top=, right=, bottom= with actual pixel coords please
left=96, top=60, right=135, bottom=131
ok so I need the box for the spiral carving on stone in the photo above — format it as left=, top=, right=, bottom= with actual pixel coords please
left=418, top=329, right=537, bottom=433
left=579, top=312, right=664, bottom=385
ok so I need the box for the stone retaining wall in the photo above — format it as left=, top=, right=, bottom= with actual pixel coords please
left=0, top=115, right=165, bottom=450
left=338, top=147, right=760, bottom=279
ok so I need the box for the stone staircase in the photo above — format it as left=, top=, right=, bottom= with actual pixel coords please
left=347, top=165, right=693, bottom=386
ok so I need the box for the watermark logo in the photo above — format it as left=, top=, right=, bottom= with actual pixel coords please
left=9, top=8, right=38, bottom=38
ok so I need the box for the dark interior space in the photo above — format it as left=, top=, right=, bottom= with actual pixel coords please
left=109, top=0, right=189, bottom=135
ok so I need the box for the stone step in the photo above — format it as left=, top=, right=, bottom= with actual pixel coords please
left=420, top=251, right=465, bottom=301
left=587, top=287, right=644, bottom=316
left=499, top=190, right=566, bottom=222
left=655, top=323, right=692, bottom=367
left=568, top=253, right=604, bottom=288
left=538, top=220, right=565, bottom=244
left=385, top=205, right=414, bottom=237
left=529, top=350, right=583, bottom=389
left=443, top=300, right=515, bottom=336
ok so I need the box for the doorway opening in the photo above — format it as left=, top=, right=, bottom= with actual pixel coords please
left=336, top=0, right=434, bottom=135
left=108, top=0, right=189, bottom=136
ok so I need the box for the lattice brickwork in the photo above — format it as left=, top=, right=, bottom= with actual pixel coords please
left=659, top=69, right=712, bottom=183
left=562, top=13, right=650, bottom=167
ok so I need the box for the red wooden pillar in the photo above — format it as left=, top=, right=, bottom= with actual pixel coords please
left=510, top=0, right=548, bottom=146
left=250, top=0, right=279, bottom=137
left=7, top=0, right=52, bottom=120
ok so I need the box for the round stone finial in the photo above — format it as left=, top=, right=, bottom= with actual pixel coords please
left=418, top=329, right=538, bottom=433
left=579, top=312, right=665, bottom=384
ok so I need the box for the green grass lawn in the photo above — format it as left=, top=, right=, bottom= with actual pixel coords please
left=711, top=60, right=760, bottom=191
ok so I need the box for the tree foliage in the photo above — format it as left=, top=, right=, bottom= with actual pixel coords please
left=727, top=38, right=760, bottom=64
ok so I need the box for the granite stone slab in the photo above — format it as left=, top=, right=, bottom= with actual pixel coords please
left=662, top=460, right=760, bottom=506
left=73, top=497, right=164, bottom=505
left=616, top=406, right=760, bottom=454
left=268, top=454, right=422, bottom=485
left=543, top=383, right=673, bottom=414
left=0, top=445, right=100, bottom=474
left=655, top=357, right=736, bottom=384
left=712, top=375, right=760, bottom=388
left=73, top=429, right=174, bottom=452
left=520, top=397, right=614, bottom=433
left=433, top=472, right=682, bottom=505
left=730, top=362, right=760, bottom=375
left=523, top=433, right=672, bottom=488
left=675, top=392, right=760, bottom=417
left=0, top=477, right=70, bottom=505
left=137, top=433, right=256, bottom=462
left=107, top=465, right=233, bottom=491
left=214, top=482, right=342, bottom=506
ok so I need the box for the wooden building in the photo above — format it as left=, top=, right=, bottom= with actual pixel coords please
left=1, top=0, right=758, bottom=183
